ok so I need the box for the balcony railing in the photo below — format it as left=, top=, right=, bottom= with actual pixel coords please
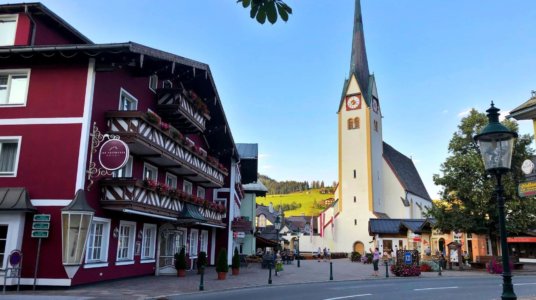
left=100, top=178, right=226, bottom=225
left=156, top=88, right=209, bottom=133
left=105, top=111, right=226, bottom=187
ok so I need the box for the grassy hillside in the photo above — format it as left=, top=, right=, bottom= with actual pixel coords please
left=257, top=189, right=332, bottom=217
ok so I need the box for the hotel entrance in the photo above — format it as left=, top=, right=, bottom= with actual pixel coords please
left=158, top=226, right=187, bottom=275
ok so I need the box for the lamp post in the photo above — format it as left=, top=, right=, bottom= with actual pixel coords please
left=474, top=102, right=518, bottom=300
left=274, top=215, right=281, bottom=276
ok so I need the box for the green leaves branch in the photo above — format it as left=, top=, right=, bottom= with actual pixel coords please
left=237, top=0, right=292, bottom=24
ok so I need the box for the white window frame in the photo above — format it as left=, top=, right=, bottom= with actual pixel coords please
left=189, top=229, right=199, bottom=258
left=183, top=180, right=193, bottom=195
left=118, top=88, right=138, bottom=111
left=149, top=74, right=158, bottom=92
left=143, top=163, right=158, bottom=181
left=0, top=136, right=21, bottom=177
left=112, top=155, right=133, bottom=178
left=0, top=224, right=8, bottom=269
left=199, top=230, right=208, bottom=254
left=162, top=80, right=173, bottom=88
left=116, top=221, right=136, bottom=263
left=197, top=187, right=205, bottom=200
left=0, top=69, right=30, bottom=107
left=165, top=173, right=177, bottom=189
left=141, top=223, right=157, bottom=261
left=0, top=15, right=18, bottom=46
left=84, top=217, right=111, bottom=267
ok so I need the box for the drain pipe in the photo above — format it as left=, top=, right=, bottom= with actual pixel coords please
left=24, top=5, right=37, bottom=46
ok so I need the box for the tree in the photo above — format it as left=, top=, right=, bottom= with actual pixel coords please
left=427, top=108, right=536, bottom=255
left=237, top=0, right=292, bottom=24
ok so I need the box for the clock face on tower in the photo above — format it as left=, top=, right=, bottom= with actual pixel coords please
left=372, top=98, right=379, bottom=113
left=346, top=94, right=361, bottom=111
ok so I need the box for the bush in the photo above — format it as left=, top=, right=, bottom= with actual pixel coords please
left=232, top=247, right=240, bottom=269
left=216, top=248, right=229, bottom=273
left=487, top=257, right=514, bottom=274
left=390, top=264, right=421, bottom=277
left=197, top=251, right=207, bottom=270
left=351, top=252, right=362, bottom=262
left=420, top=260, right=439, bottom=272
left=174, top=247, right=187, bottom=270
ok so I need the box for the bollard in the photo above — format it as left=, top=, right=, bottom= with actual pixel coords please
left=385, top=261, right=389, bottom=278
left=297, top=254, right=300, bottom=268
left=268, top=264, right=273, bottom=284
left=329, top=262, right=333, bottom=280
left=199, top=266, right=204, bottom=291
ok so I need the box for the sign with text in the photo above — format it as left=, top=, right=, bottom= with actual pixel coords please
left=31, top=230, right=49, bottom=238
left=404, top=252, right=412, bottom=265
left=33, top=214, right=51, bottom=222
left=32, top=222, right=50, bottom=230
left=98, top=139, right=130, bottom=171
left=518, top=181, right=536, bottom=197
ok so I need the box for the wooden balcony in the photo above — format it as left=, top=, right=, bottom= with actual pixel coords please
left=156, top=88, right=209, bottom=133
left=100, top=178, right=225, bottom=226
left=105, top=111, right=226, bottom=188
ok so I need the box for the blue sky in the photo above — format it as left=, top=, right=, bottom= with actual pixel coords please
left=27, top=0, right=536, bottom=198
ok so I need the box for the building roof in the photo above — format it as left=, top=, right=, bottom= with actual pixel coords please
left=507, top=92, right=536, bottom=120
left=243, top=181, right=268, bottom=196
left=237, top=144, right=258, bottom=159
left=368, top=218, right=428, bottom=235
left=0, top=188, right=37, bottom=212
left=0, top=2, right=92, bottom=44
left=383, top=142, right=432, bottom=201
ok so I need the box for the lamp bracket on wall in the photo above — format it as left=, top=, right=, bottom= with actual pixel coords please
left=86, top=122, right=121, bottom=191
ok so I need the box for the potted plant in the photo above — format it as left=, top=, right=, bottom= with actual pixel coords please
left=197, top=251, right=207, bottom=274
left=174, top=247, right=187, bottom=277
left=232, top=247, right=240, bottom=275
left=216, top=248, right=228, bottom=280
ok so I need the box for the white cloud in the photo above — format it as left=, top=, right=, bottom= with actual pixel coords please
left=457, top=108, right=471, bottom=118
left=499, top=110, right=510, bottom=121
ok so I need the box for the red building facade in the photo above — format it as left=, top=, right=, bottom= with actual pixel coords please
left=0, top=3, right=244, bottom=287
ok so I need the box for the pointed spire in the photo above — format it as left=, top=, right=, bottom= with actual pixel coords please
left=349, top=0, right=370, bottom=98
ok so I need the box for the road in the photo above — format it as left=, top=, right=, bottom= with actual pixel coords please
left=166, top=276, right=536, bottom=300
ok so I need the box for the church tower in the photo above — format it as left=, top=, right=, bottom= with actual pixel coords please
left=330, top=0, right=384, bottom=253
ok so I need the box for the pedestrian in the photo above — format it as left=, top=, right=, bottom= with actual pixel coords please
left=323, top=247, right=327, bottom=262
left=327, top=248, right=331, bottom=261
left=371, top=247, right=380, bottom=276
left=317, top=247, right=322, bottom=262
left=390, top=248, right=395, bottom=265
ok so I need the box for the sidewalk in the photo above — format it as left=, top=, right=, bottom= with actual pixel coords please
left=3, top=259, right=536, bottom=299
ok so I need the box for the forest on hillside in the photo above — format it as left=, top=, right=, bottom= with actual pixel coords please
left=258, top=174, right=335, bottom=195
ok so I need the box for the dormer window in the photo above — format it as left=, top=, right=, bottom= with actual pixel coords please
left=0, top=15, right=17, bottom=46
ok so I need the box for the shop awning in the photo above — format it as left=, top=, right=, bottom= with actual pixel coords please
left=0, top=188, right=37, bottom=212
left=177, top=204, right=206, bottom=224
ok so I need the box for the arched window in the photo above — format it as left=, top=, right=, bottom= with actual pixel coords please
left=354, top=117, right=360, bottom=128
left=258, top=214, right=266, bottom=228
left=347, top=118, right=354, bottom=130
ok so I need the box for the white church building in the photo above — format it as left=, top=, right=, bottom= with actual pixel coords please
left=311, top=0, right=433, bottom=255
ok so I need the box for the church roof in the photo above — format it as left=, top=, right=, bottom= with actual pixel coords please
left=337, top=0, right=373, bottom=112
left=383, top=142, right=432, bottom=201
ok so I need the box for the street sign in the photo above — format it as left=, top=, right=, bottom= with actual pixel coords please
left=518, top=181, right=536, bottom=197
left=32, top=222, right=50, bottom=230
left=31, top=230, right=49, bottom=238
left=33, top=214, right=51, bottom=222
left=404, top=252, right=412, bottom=265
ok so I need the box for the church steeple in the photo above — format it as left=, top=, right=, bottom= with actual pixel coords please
left=349, top=0, right=370, bottom=100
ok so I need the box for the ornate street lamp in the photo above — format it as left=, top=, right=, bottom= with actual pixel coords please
left=474, top=102, right=518, bottom=300
left=274, top=215, right=281, bottom=251
left=61, top=189, right=95, bottom=278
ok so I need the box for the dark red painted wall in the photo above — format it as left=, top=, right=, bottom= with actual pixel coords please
left=33, top=16, right=81, bottom=45
left=0, top=63, right=87, bottom=119
left=14, top=13, right=31, bottom=45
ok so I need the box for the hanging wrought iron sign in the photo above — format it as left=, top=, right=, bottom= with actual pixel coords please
left=86, top=122, right=128, bottom=190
